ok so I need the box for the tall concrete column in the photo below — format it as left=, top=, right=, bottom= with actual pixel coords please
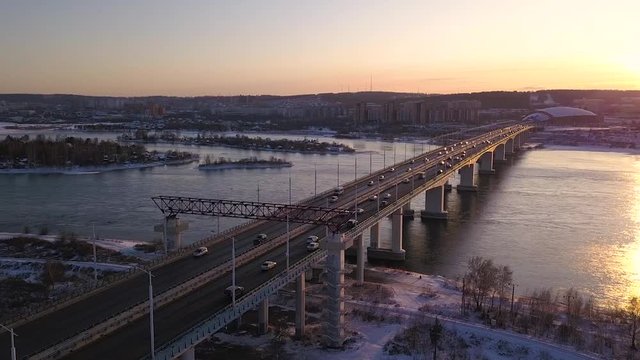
left=324, top=232, right=345, bottom=347
left=494, top=144, right=506, bottom=162
left=514, top=134, right=521, bottom=149
left=295, top=273, right=306, bottom=338
left=356, top=234, right=365, bottom=285
left=505, top=138, right=514, bottom=155
left=369, top=223, right=379, bottom=249
left=421, top=185, right=448, bottom=219
left=154, top=216, right=189, bottom=251
left=258, top=298, right=269, bottom=335
left=391, top=208, right=405, bottom=257
left=402, top=202, right=414, bottom=218
left=178, top=348, right=195, bottom=360
left=457, top=164, right=477, bottom=192
left=479, top=151, right=495, bottom=174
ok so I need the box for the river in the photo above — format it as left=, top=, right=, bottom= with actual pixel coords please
left=1, top=124, right=638, bottom=306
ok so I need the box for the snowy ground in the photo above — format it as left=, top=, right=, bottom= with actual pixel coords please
left=207, top=267, right=605, bottom=360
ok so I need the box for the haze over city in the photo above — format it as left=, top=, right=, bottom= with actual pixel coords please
left=1, top=0, right=639, bottom=96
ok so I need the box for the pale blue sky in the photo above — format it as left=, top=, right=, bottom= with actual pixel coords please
left=1, top=0, right=639, bottom=95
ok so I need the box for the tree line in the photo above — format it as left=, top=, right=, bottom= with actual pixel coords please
left=0, top=135, right=192, bottom=168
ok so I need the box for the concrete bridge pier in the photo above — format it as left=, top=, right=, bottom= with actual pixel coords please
left=421, top=185, right=448, bottom=220
left=258, top=298, right=269, bottom=335
left=369, top=223, right=379, bottom=249
left=479, top=151, right=495, bottom=174
left=177, top=348, right=195, bottom=360
left=457, top=164, right=477, bottom=192
left=494, top=144, right=506, bottom=162
left=505, top=138, right=515, bottom=156
left=295, top=273, right=306, bottom=338
left=514, top=134, right=522, bottom=149
left=391, top=209, right=406, bottom=259
left=157, top=216, right=189, bottom=251
left=324, top=232, right=345, bottom=347
left=355, top=234, right=365, bottom=285
left=402, top=202, right=414, bottom=218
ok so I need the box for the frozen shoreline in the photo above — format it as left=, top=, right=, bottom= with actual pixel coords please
left=198, top=162, right=293, bottom=170
left=0, top=159, right=197, bottom=175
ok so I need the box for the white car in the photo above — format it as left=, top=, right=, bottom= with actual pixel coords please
left=381, top=200, right=389, bottom=207
left=367, top=180, right=375, bottom=186
left=410, top=159, right=415, bottom=164
left=307, top=235, right=319, bottom=243
left=193, top=246, right=208, bottom=257
left=369, top=194, right=378, bottom=201
left=389, top=167, right=395, bottom=172
left=261, top=261, right=277, bottom=271
left=406, top=167, right=412, bottom=172
left=329, top=195, right=339, bottom=203
left=383, top=193, right=392, bottom=199
left=378, top=175, right=385, bottom=180
left=306, top=242, right=320, bottom=251
left=356, top=207, right=365, bottom=214
left=402, top=178, right=410, bottom=184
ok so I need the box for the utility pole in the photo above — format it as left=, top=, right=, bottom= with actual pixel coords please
left=0, top=323, right=17, bottom=360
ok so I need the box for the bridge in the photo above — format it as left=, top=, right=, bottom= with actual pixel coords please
left=0, top=124, right=532, bottom=360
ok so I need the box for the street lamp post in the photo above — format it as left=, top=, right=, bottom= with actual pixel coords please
left=314, top=163, right=317, bottom=196
left=132, top=266, right=155, bottom=360
left=337, top=158, right=340, bottom=186
left=0, top=323, right=17, bottom=360
left=92, top=224, right=98, bottom=284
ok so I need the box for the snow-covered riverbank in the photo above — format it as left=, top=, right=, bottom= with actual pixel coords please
left=0, top=159, right=197, bottom=175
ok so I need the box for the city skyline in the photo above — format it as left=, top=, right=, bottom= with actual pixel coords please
left=1, top=0, right=639, bottom=96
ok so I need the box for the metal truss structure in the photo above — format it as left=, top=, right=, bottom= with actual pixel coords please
left=151, top=196, right=354, bottom=231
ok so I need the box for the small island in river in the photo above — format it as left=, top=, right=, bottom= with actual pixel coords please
left=198, top=155, right=292, bottom=170
left=0, top=135, right=198, bottom=174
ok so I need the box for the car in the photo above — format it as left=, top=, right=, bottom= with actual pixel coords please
left=402, top=178, right=410, bottom=184
left=437, top=169, right=444, bottom=174
left=225, top=285, right=245, bottom=298
left=410, top=159, right=415, bottom=164
left=334, top=186, right=345, bottom=195
left=254, top=233, right=268, bottom=245
left=418, top=172, right=426, bottom=179
left=383, top=193, right=392, bottom=199
left=367, top=180, right=375, bottom=186
left=439, top=160, right=445, bottom=166
left=369, top=194, right=378, bottom=201
left=307, top=235, right=319, bottom=243
left=424, top=157, right=429, bottom=162
left=446, top=162, right=453, bottom=168
left=378, top=175, right=385, bottom=180
left=406, top=167, right=412, bottom=172
left=261, top=260, right=277, bottom=271
left=345, top=219, right=358, bottom=228
left=355, top=207, right=365, bottom=214
left=380, top=200, right=389, bottom=207
left=306, top=242, right=320, bottom=251
left=193, top=246, right=208, bottom=257
left=329, top=195, right=339, bottom=203
left=389, top=167, right=395, bottom=172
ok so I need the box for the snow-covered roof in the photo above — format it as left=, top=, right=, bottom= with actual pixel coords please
left=536, top=106, right=596, bottom=118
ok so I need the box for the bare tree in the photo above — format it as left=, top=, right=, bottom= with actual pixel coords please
left=628, top=296, right=640, bottom=350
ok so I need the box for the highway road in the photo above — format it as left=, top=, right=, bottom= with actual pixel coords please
left=0, top=125, right=529, bottom=359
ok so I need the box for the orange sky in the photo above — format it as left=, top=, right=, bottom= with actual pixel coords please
left=0, top=0, right=639, bottom=96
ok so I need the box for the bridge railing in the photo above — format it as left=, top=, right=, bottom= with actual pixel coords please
left=149, top=249, right=329, bottom=360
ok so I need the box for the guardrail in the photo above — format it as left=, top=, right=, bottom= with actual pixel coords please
left=26, top=223, right=316, bottom=359
left=149, top=249, right=328, bottom=360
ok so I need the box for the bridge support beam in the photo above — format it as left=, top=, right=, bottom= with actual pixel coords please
left=402, top=202, right=414, bottom=218
left=457, top=164, right=477, bottom=192
left=369, top=223, right=379, bottom=249
left=356, top=234, right=365, bottom=285
left=154, top=216, right=189, bottom=252
left=324, top=232, right=345, bottom=347
left=494, top=144, right=506, bottom=162
left=295, top=273, right=306, bottom=338
left=177, top=347, right=195, bottom=360
left=391, top=209, right=405, bottom=258
left=505, top=138, right=515, bottom=155
left=258, top=298, right=269, bottom=335
left=421, top=185, right=448, bottom=219
left=478, top=152, right=495, bottom=174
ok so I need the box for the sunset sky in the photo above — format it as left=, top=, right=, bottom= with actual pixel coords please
left=1, top=0, right=639, bottom=96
